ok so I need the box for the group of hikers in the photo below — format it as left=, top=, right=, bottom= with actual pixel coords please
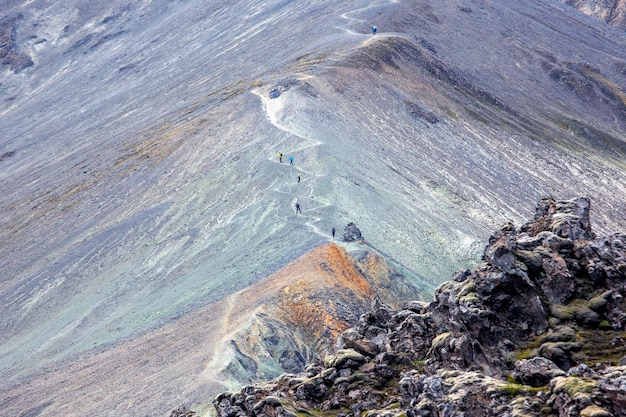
left=278, top=152, right=294, bottom=165
left=277, top=151, right=337, bottom=240
left=272, top=25, right=379, bottom=240
left=277, top=152, right=301, bottom=183
left=273, top=24, right=378, bottom=238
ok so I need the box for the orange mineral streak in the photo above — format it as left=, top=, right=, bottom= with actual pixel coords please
left=321, top=243, right=375, bottom=299
left=276, top=295, right=346, bottom=342
left=215, top=243, right=374, bottom=336
left=272, top=243, right=375, bottom=342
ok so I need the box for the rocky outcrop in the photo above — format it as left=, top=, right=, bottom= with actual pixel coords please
left=214, top=243, right=421, bottom=385
left=211, top=198, right=626, bottom=417
left=169, top=406, right=196, bottom=417
left=561, top=0, right=626, bottom=29
left=0, top=14, right=34, bottom=72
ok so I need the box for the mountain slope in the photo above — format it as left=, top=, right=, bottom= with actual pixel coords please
left=0, top=242, right=419, bottom=416
left=1, top=0, right=625, bottom=415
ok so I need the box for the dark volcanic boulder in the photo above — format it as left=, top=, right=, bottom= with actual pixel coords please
left=323, top=349, right=366, bottom=369
left=342, top=222, right=363, bottom=242
left=340, top=328, right=378, bottom=357
left=520, top=197, right=593, bottom=239
left=269, top=88, right=280, bottom=99
left=512, top=357, right=566, bottom=386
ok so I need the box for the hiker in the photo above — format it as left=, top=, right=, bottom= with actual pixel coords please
left=278, top=152, right=283, bottom=163
left=289, top=156, right=294, bottom=165
left=295, top=202, right=301, bottom=214
left=332, top=227, right=336, bottom=239
left=297, top=172, right=302, bottom=183
left=371, top=25, right=377, bottom=35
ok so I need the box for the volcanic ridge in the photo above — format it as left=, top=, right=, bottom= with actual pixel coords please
left=211, top=197, right=626, bottom=417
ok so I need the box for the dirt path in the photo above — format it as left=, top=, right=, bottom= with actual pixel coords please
left=252, top=87, right=334, bottom=241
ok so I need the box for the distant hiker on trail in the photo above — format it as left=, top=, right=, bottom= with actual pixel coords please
left=289, top=156, right=294, bottom=165
left=278, top=152, right=283, bottom=163
left=332, top=227, right=336, bottom=239
left=297, top=172, right=302, bottom=183
left=295, top=202, right=302, bottom=214
left=371, top=25, right=377, bottom=35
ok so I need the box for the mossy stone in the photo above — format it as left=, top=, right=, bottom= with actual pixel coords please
left=458, top=292, right=480, bottom=307
left=550, top=304, right=575, bottom=321
left=431, top=332, right=452, bottom=350
left=324, top=349, right=366, bottom=369
left=540, top=326, right=576, bottom=343
left=550, top=303, right=600, bottom=326
left=552, top=376, right=598, bottom=396
left=587, top=296, right=607, bottom=312
left=572, top=392, right=592, bottom=407
left=572, top=305, right=600, bottom=326
left=580, top=405, right=611, bottom=417
left=459, top=281, right=476, bottom=297
left=453, top=281, right=476, bottom=303
left=548, top=317, right=561, bottom=327
left=512, top=249, right=544, bottom=271
left=497, top=382, right=545, bottom=396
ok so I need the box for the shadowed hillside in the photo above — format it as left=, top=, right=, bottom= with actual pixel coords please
left=1, top=0, right=625, bottom=415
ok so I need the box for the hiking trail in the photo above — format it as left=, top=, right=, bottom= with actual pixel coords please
left=249, top=0, right=399, bottom=243
left=252, top=86, right=333, bottom=241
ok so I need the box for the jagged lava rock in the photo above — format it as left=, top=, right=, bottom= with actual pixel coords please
left=211, top=197, right=626, bottom=417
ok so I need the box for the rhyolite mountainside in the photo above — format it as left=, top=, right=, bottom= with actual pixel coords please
left=3, top=0, right=626, bottom=382
left=2, top=0, right=626, bottom=415
left=211, top=197, right=626, bottom=417
left=0, top=233, right=420, bottom=417
left=211, top=241, right=422, bottom=387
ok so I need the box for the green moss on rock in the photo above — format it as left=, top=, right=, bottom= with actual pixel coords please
left=550, top=304, right=575, bottom=321
left=324, top=349, right=366, bottom=369
left=573, top=329, right=626, bottom=365
left=458, top=292, right=479, bottom=307
left=497, top=382, right=546, bottom=396
left=587, top=296, right=608, bottom=312
left=580, top=405, right=612, bottom=417
left=512, top=250, right=544, bottom=271
left=549, top=302, right=600, bottom=327
left=552, top=376, right=598, bottom=396
left=539, top=326, right=576, bottom=343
